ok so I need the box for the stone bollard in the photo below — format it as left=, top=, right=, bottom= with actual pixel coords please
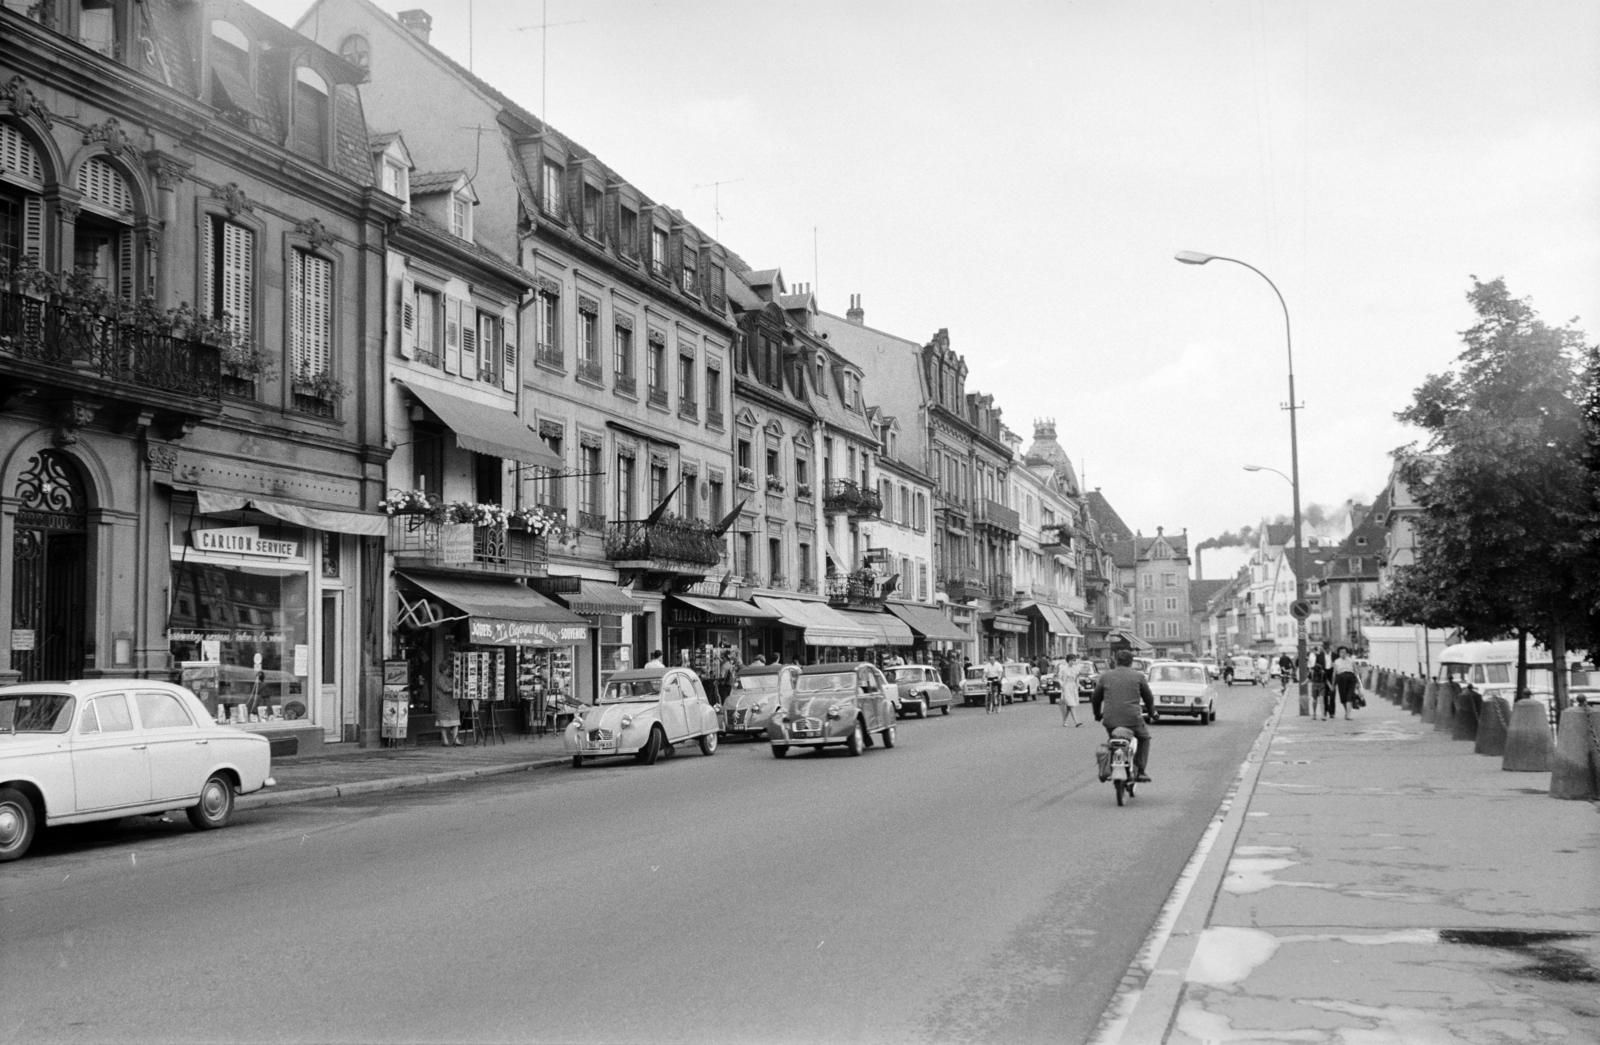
left=1451, top=683, right=1479, bottom=741
left=1477, top=694, right=1511, bottom=756
left=1549, top=705, right=1599, bottom=800
left=1421, top=680, right=1439, bottom=723
left=1433, top=680, right=1455, bottom=732
left=1502, top=698, right=1554, bottom=772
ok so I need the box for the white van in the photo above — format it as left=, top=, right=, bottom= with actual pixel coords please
left=1434, top=640, right=1577, bottom=705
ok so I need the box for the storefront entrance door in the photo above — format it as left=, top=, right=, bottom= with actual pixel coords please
left=319, top=591, right=343, bottom=738
left=10, top=450, right=88, bottom=682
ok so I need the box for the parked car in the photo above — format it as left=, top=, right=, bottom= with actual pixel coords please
left=1001, top=661, right=1039, bottom=703
left=961, top=665, right=991, bottom=706
left=722, top=664, right=798, bottom=739
left=1040, top=668, right=1064, bottom=703
left=1077, top=660, right=1104, bottom=702
left=1198, top=658, right=1221, bottom=680
left=564, top=666, right=720, bottom=767
left=1146, top=660, right=1215, bottom=723
left=1228, top=654, right=1261, bottom=686
left=767, top=663, right=897, bottom=757
left=0, top=679, right=274, bottom=862
left=885, top=664, right=953, bottom=718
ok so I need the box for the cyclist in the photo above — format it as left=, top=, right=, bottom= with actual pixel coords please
left=1092, top=649, right=1155, bottom=781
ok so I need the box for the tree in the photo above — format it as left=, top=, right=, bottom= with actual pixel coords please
left=1371, top=278, right=1599, bottom=710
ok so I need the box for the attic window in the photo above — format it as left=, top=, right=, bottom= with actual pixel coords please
left=380, top=158, right=409, bottom=207
left=338, top=33, right=371, bottom=72
left=1355, top=536, right=1367, bottom=546
left=291, top=67, right=330, bottom=163
left=450, top=191, right=472, bottom=240
left=209, top=21, right=260, bottom=121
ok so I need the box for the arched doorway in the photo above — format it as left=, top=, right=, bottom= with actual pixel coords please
left=11, top=449, right=89, bottom=681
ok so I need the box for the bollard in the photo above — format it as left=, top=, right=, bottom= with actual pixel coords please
left=1298, top=681, right=1311, bottom=716
left=1407, top=678, right=1425, bottom=715
left=1388, top=672, right=1402, bottom=705
left=1433, top=680, right=1455, bottom=732
left=1549, top=705, right=1599, bottom=800
left=1422, top=680, right=1439, bottom=721
left=1477, top=695, right=1511, bottom=756
left=1502, top=698, right=1554, bottom=772
left=1451, top=683, right=1479, bottom=741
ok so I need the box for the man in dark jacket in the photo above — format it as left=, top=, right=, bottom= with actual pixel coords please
left=1092, top=649, right=1155, bottom=781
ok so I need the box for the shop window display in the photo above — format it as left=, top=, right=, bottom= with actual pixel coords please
left=168, top=562, right=309, bottom=721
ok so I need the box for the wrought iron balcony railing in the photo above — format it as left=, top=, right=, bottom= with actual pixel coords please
left=826, top=569, right=887, bottom=609
left=974, top=498, right=1020, bottom=536
left=604, top=517, right=724, bottom=567
left=940, top=567, right=985, bottom=602
left=388, top=518, right=548, bottom=574
left=647, top=386, right=668, bottom=407
left=822, top=478, right=883, bottom=518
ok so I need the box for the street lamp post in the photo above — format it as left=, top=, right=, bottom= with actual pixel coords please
left=1178, top=250, right=1307, bottom=712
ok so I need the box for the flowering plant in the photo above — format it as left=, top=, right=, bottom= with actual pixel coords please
left=379, top=489, right=440, bottom=516
left=796, top=482, right=813, bottom=499
left=765, top=474, right=786, bottom=493
left=445, top=501, right=508, bottom=527
left=507, top=504, right=568, bottom=536
left=737, top=466, right=756, bottom=486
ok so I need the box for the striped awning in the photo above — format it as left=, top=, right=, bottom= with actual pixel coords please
left=836, top=609, right=915, bottom=648
left=753, top=597, right=875, bottom=647
left=671, top=595, right=782, bottom=620
left=1022, top=602, right=1082, bottom=638
left=554, top=580, right=643, bottom=616
left=885, top=602, right=968, bottom=643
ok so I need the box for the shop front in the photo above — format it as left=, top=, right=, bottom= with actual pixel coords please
left=166, top=492, right=384, bottom=749
left=541, top=577, right=645, bottom=704
left=393, top=571, right=589, bottom=742
left=752, top=596, right=876, bottom=664
left=885, top=601, right=969, bottom=674
left=1021, top=602, right=1084, bottom=660
left=664, top=594, right=781, bottom=690
left=980, top=611, right=1029, bottom=660
left=836, top=608, right=916, bottom=667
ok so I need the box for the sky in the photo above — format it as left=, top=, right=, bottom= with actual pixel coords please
left=262, top=0, right=1600, bottom=579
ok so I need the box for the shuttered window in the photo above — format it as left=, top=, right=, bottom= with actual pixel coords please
left=75, top=157, right=133, bottom=216
left=0, top=124, right=46, bottom=185
left=291, top=249, right=333, bottom=380
left=202, top=216, right=254, bottom=341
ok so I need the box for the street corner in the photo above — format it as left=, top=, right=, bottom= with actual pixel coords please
left=1167, top=925, right=1600, bottom=1045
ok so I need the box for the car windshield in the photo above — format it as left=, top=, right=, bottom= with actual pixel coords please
left=599, top=679, right=663, bottom=704
left=795, top=673, right=855, bottom=695
left=1152, top=665, right=1207, bottom=685
left=737, top=674, right=782, bottom=695
left=965, top=667, right=986, bottom=681
left=0, top=692, right=75, bottom=733
left=889, top=668, right=925, bottom=684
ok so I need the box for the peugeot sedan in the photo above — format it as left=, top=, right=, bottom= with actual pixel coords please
left=1147, top=661, right=1215, bottom=723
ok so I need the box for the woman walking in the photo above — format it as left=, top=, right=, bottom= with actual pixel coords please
left=1332, top=646, right=1360, bottom=719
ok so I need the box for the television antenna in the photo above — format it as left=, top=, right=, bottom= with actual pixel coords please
left=692, top=178, right=743, bottom=240
left=513, top=0, right=587, bottom=123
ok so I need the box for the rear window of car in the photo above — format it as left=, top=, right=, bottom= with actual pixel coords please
left=0, top=692, right=75, bottom=733
left=796, top=673, right=855, bottom=694
left=1153, top=666, right=1206, bottom=684
left=600, top=679, right=663, bottom=703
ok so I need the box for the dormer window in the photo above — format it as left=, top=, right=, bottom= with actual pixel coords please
left=450, top=190, right=472, bottom=240
left=209, top=20, right=258, bottom=121
left=291, top=67, right=330, bottom=163
left=380, top=159, right=410, bottom=208
left=581, top=182, right=601, bottom=239
left=649, top=226, right=668, bottom=277
left=541, top=160, right=563, bottom=218
left=681, top=247, right=698, bottom=294
left=79, top=0, right=120, bottom=57
left=814, top=353, right=826, bottom=395
left=617, top=204, right=639, bottom=257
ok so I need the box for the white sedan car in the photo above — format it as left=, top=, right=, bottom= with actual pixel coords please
left=1, top=679, right=275, bottom=862
left=1147, top=661, right=1215, bottom=723
left=564, top=666, right=721, bottom=767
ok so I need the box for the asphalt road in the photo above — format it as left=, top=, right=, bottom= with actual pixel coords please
left=0, top=682, right=1277, bottom=1045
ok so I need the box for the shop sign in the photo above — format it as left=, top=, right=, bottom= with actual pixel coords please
left=469, top=618, right=588, bottom=646
left=191, top=526, right=299, bottom=558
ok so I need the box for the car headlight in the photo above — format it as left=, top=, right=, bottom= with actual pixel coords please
left=826, top=704, right=844, bottom=719
left=620, top=714, right=633, bottom=728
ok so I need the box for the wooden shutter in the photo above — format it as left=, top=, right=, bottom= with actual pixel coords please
left=293, top=250, right=332, bottom=377
left=443, top=296, right=461, bottom=374
left=220, top=220, right=253, bottom=339
left=21, top=196, right=44, bottom=263
left=116, top=230, right=136, bottom=302
left=398, top=275, right=415, bottom=358
left=461, top=312, right=478, bottom=377
left=499, top=313, right=515, bottom=389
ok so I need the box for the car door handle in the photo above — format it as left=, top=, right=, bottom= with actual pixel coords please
left=131, top=744, right=149, bottom=750
left=194, top=739, right=210, bottom=745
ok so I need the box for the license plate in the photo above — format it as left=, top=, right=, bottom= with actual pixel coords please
left=584, top=740, right=614, bottom=750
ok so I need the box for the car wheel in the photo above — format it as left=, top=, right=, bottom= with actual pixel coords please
left=638, top=727, right=665, bottom=765
left=771, top=744, right=788, bottom=759
left=186, top=773, right=235, bottom=831
left=919, top=703, right=928, bottom=719
left=698, top=730, right=718, bottom=756
left=0, top=787, right=38, bottom=862
left=941, top=703, right=951, bottom=716
left=881, top=725, right=897, bottom=748
left=571, top=754, right=584, bottom=768
left=846, top=719, right=866, bottom=756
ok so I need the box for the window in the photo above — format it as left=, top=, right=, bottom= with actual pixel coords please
left=78, top=0, right=120, bottom=57
left=291, top=67, right=330, bottom=163
left=535, top=288, right=560, bottom=366
left=612, top=323, right=635, bottom=391
left=581, top=183, right=601, bottom=239
left=615, top=452, right=636, bottom=520
left=678, top=352, right=696, bottom=410
left=579, top=443, right=601, bottom=520
left=1166, top=596, right=1179, bottom=611
left=1141, top=597, right=1153, bottom=613
left=768, top=537, right=783, bottom=585
left=476, top=310, right=503, bottom=385
left=681, top=247, right=698, bottom=293
left=1355, top=536, right=1368, bottom=547
left=413, top=287, right=440, bottom=366
left=739, top=532, right=755, bottom=578
left=577, top=307, right=599, bottom=379
left=918, top=562, right=929, bottom=601
left=795, top=455, right=809, bottom=491
left=798, top=542, right=813, bottom=584
left=1164, top=573, right=1176, bottom=588
left=450, top=192, right=472, bottom=241
left=203, top=214, right=255, bottom=348
left=765, top=446, right=780, bottom=485
left=649, top=460, right=669, bottom=509
left=80, top=694, right=133, bottom=734
left=1351, top=556, right=1364, bottom=574
left=737, top=440, right=752, bottom=472
left=650, top=226, right=668, bottom=277
left=290, top=248, right=333, bottom=384
left=381, top=159, right=409, bottom=204
left=534, top=427, right=564, bottom=509
left=681, top=472, right=698, bottom=522
left=136, top=690, right=195, bottom=730
left=1142, top=621, right=1157, bottom=639
left=705, top=261, right=723, bottom=306
left=618, top=205, right=638, bottom=257
left=541, top=160, right=563, bottom=218
left=708, top=476, right=725, bottom=521
left=914, top=493, right=927, bottom=531
left=705, top=366, right=723, bottom=424
left=900, top=487, right=911, bottom=525
left=1140, top=574, right=1152, bottom=590
left=647, top=337, right=666, bottom=401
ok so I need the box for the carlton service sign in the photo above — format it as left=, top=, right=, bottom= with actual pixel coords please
left=190, top=526, right=299, bottom=558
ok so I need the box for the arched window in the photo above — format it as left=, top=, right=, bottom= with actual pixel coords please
left=73, top=156, right=138, bottom=300
left=0, top=123, right=47, bottom=270
left=292, top=67, right=330, bottom=163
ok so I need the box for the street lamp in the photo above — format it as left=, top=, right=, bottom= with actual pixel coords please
left=1242, top=463, right=1291, bottom=486
left=1178, top=250, right=1308, bottom=712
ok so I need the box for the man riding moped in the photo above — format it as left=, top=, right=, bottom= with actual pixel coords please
left=1092, top=649, right=1155, bottom=782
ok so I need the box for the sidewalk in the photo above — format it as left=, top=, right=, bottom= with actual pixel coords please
left=1109, top=681, right=1600, bottom=1044
left=237, top=729, right=571, bottom=810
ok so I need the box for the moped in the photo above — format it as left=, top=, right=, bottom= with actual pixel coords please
left=1107, top=726, right=1138, bottom=806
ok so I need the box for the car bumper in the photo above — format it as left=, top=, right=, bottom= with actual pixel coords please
left=1154, top=700, right=1206, bottom=716
left=769, top=723, right=853, bottom=746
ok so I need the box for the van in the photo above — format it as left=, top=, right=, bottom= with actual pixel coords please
left=1434, top=639, right=1580, bottom=706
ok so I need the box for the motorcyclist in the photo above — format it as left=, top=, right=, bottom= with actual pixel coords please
left=1092, top=648, right=1155, bottom=782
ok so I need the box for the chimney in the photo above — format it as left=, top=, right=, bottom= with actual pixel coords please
left=846, top=293, right=864, bottom=325
left=397, top=9, right=433, bottom=43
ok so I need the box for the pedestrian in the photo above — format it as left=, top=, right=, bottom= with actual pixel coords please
left=716, top=649, right=738, bottom=706
left=752, top=654, right=767, bottom=667
left=1310, top=649, right=1331, bottom=720
left=1277, top=651, right=1295, bottom=694
left=984, top=654, right=1003, bottom=714
left=643, top=649, right=665, bottom=669
left=431, top=639, right=462, bottom=746
left=1057, top=655, right=1082, bottom=726
left=1333, top=646, right=1360, bottom=719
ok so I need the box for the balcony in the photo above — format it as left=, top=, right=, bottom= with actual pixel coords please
left=647, top=386, right=668, bottom=408
left=576, top=358, right=603, bottom=384
left=974, top=498, right=1019, bottom=536
left=613, top=373, right=636, bottom=396
left=678, top=398, right=698, bottom=421
left=389, top=518, right=548, bottom=575
left=604, top=517, right=724, bottom=570
left=826, top=568, right=887, bottom=609
left=940, top=567, right=985, bottom=602
left=0, top=289, right=223, bottom=427
left=822, top=478, right=883, bottom=518
left=705, top=407, right=724, bottom=429
left=988, top=572, right=1015, bottom=601
left=1041, top=523, right=1074, bottom=554
left=534, top=343, right=563, bottom=369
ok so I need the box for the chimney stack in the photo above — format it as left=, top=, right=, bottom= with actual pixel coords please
left=397, top=9, right=433, bottom=43
left=846, top=293, right=864, bottom=325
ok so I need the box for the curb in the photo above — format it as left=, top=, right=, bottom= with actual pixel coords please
left=237, top=757, right=569, bottom=810
left=1095, top=686, right=1293, bottom=1045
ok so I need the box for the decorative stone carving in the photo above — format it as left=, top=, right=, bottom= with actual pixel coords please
left=213, top=182, right=254, bottom=217
left=145, top=444, right=178, bottom=471
left=2, top=75, right=52, bottom=128
left=294, top=217, right=337, bottom=251
left=83, top=117, right=139, bottom=158
left=57, top=198, right=81, bottom=223
left=53, top=399, right=99, bottom=446
left=148, top=153, right=189, bottom=191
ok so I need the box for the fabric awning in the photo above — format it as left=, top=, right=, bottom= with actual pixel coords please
left=400, top=380, right=561, bottom=468
left=837, top=609, right=915, bottom=647
left=671, top=595, right=782, bottom=620
left=885, top=602, right=968, bottom=643
left=553, top=580, right=643, bottom=616
left=981, top=612, right=1030, bottom=635
left=398, top=572, right=588, bottom=646
left=1022, top=602, right=1083, bottom=638
left=1111, top=628, right=1155, bottom=651
left=753, top=596, right=876, bottom=647
left=193, top=490, right=388, bottom=536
